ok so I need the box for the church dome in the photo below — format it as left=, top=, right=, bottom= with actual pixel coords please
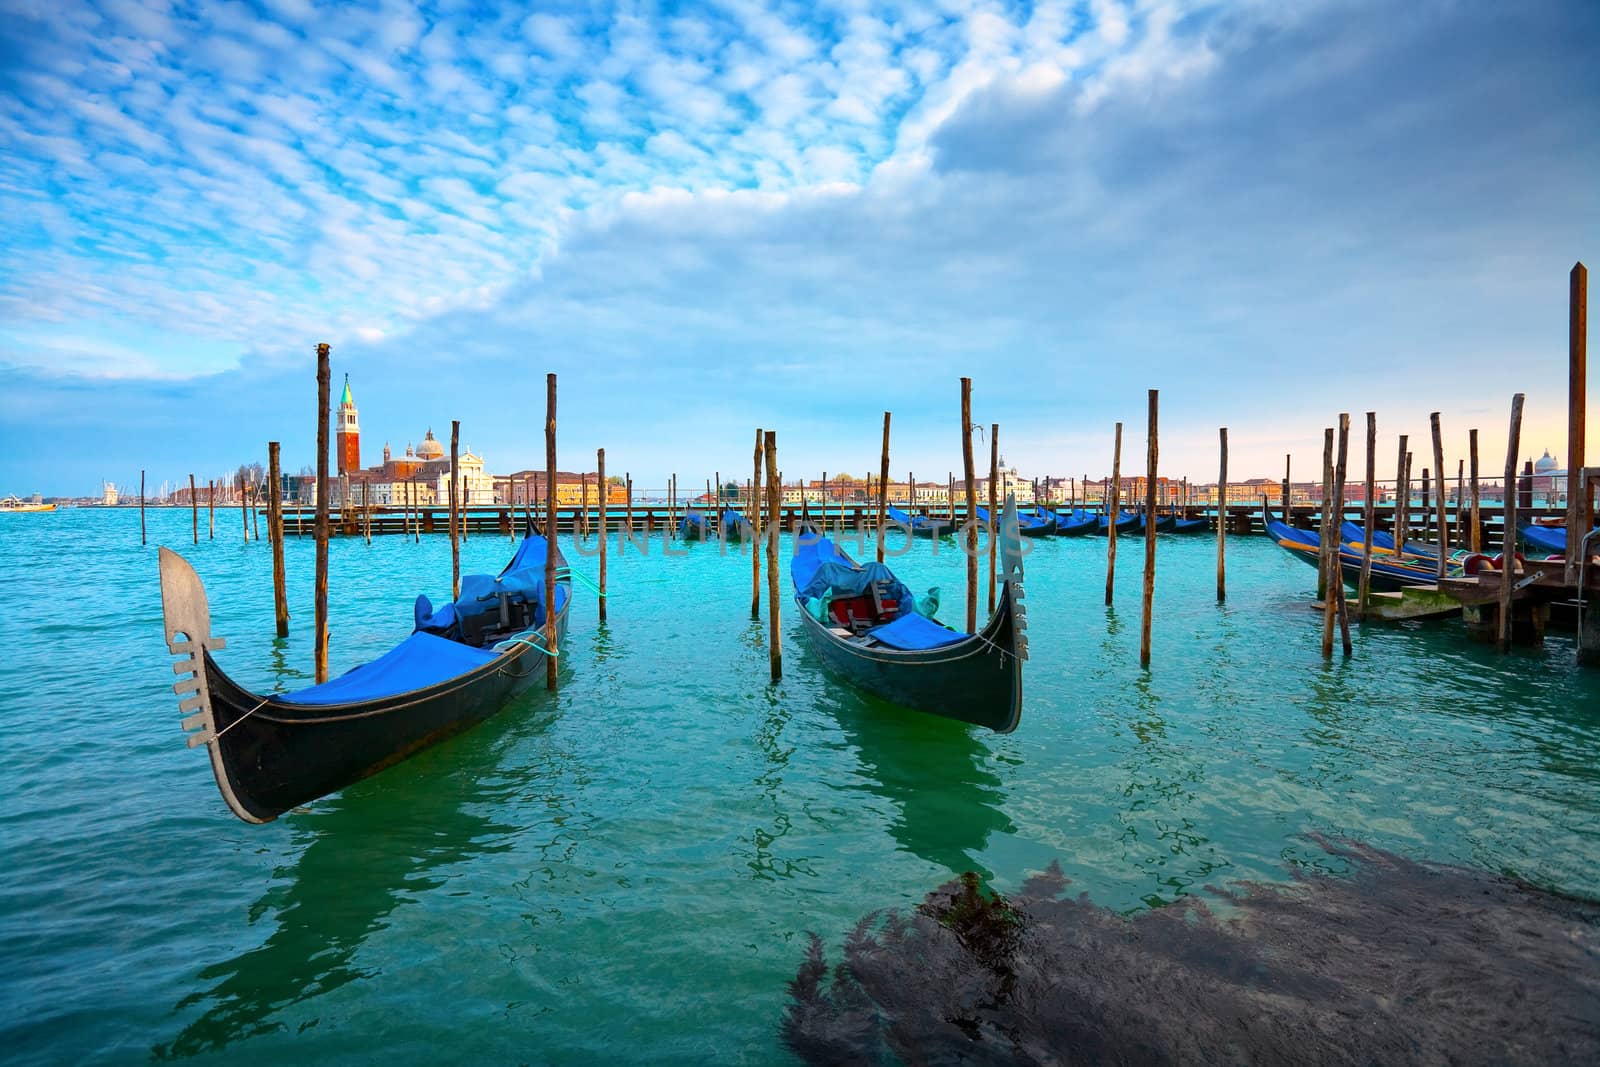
left=417, top=429, right=445, bottom=460
left=1534, top=449, right=1558, bottom=474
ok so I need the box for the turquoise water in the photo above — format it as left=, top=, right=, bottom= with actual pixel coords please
left=2, top=509, right=1597, bottom=1064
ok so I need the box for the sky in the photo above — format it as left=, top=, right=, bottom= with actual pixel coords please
left=1, top=0, right=1597, bottom=496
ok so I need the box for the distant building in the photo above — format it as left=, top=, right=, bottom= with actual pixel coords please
left=336, top=375, right=360, bottom=475
left=101, top=482, right=119, bottom=506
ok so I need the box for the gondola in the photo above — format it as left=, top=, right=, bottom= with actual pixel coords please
left=1135, top=512, right=1177, bottom=534
left=974, top=503, right=1055, bottom=537
left=1171, top=517, right=1210, bottom=534
left=886, top=504, right=953, bottom=539
left=1338, top=521, right=1440, bottom=561
left=159, top=528, right=572, bottom=824
left=678, top=509, right=715, bottom=540
left=791, top=495, right=1028, bottom=733
left=1094, top=511, right=1140, bottom=535
left=1264, top=517, right=1454, bottom=591
left=1043, top=508, right=1098, bottom=536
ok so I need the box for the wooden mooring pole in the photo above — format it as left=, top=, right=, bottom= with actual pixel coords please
left=544, top=373, right=558, bottom=691
left=1331, top=414, right=1352, bottom=656
left=1394, top=434, right=1408, bottom=547
left=960, top=380, right=978, bottom=633
left=988, top=423, right=998, bottom=614
left=189, top=474, right=198, bottom=545
left=1282, top=454, right=1290, bottom=524
left=208, top=479, right=215, bottom=539
left=1568, top=261, right=1588, bottom=586
left=1106, top=422, right=1122, bottom=606
left=764, top=431, right=781, bottom=680
left=449, top=420, right=460, bottom=599
left=1360, top=413, right=1376, bottom=617
left=1431, top=413, right=1447, bottom=580
left=598, top=449, right=608, bottom=623
left=1498, top=394, right=1525, bottom=651
left=877, top=412, right=891, bottom=563
left=1216, top=427, right=1227, bottom=602
left=1317, top=428, right=1334, bottom=606
left=139, top=469, right=146, bottom=546
left=313, top=344, right=331, bottom=684
left=268, top=441, right=288, bottom=638
left=1140, top=390, right=1158, bottom=667
left=1468, top=431, right=1481, bottom=553
left=752, top=429, right=764, bottom=618
left=239, top=473, right=249, bottom=542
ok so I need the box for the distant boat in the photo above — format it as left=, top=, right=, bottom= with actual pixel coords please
left=1519, top=523, right=1567, bottom=556
left=1043, top=508, right=1098, bottom=536
left=677, top=507, right=750, bottom=542
left=158, top=529, right=572, bottom=823
left=1266, top=517, right=1455, bottom=591
left=1095, top=511, right=1140, bottom=535
left=886, top=505, right=953, bottom=538
left=0, top=496, right=55, bottom=513
left=791, top=495, right=1028, bottom=733
left=974, top=503, right=1055, bottom=537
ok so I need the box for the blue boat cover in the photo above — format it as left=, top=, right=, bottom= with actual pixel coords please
left=886, top=505, right=946, bottom=531
left=1521, top=524, right=1567, bottom=553
left=974, top=504, right=1049, bottom=530
left=790, top=533, right=916, bottom=610
left=865, top=612, right=969, bottom=651
left=503, top=532, right=552, bottom=574
left=415, top=533, right=567, bottom=636
left=678, top=510, right=712, bottom=535
left=720, top=508, right=747, bottom=534
left=279, top=632, right=499, bottom=705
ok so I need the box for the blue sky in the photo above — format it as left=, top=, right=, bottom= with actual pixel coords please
left=1, top=0, right=1596, bottom=496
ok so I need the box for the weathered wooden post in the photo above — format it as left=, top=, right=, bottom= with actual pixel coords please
left=1217, top=427, right=1228, bottom=602
left=239, top=473, right=249, bottom=542
left=268, top=442, right=288, bottom=638
left=1568, top=261, right=1588, bottom=586
left=363, top=480, right=372, bottom=545
left=598, top=450, right=609, bottom=622
left=449, top=420, right=461, bottom=599
left=876, top=413, right=891, bottom=563
left=948, top=472, right=955, bottom=526
left=1140, top=391, right=1158, bottom=667
left=251, top=483, right=260, bottom=540
left=960, top=379, right=978, bottom=633
left=1282, top=454, right=1291, bottom=525
left=140, top=469, right=146, bottom=546
left=764, top=431, right=781, bottom=681
left=988, top=423, right=999, bottom=614
left=1393, top=434, right=1408, bottom=547
left=1327, top=415, right=1352, bottom=656
left=314, top=344, right=331, bottom=684
left=1317, top=428, right=1334, bottom=604
left=1469, top=429, right=1481, bottom=552
left=190, top=474, right=198, bottom=545
left=1420, top=467, right=1431, bottom=543
left=752, top=429, right=764, bottom=618
left=1106, top=423, right=1122, bottom=606
left=1360, top=413, right=1376, bottom=617
left=1455, top=459, right=1464, bottom=549
left=625, top=474, right=634, bottom=546
left=1498, top=394, right=1526, bottom=650
left=545, top=373, right=558, bottom=690
left=581, top=474, right=590, bottom=539
left=1431, top=413, right=1447, bottom=579
left=208, top=479, right=215, bottom=539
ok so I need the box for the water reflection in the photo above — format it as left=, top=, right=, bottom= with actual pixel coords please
left=1116, top=675, right=1228, bottom=906
left=151, top=716, right=539, bottom=1059
left=833, top=697, right=1014, bottom=882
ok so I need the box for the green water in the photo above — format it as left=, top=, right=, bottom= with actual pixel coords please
left=2, top=509, right=1597, bottom=1064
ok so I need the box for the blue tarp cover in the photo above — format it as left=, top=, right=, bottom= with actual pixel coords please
left=974, top=504, right=1049, bottom=530
left=1521, top=524, right=1567, bottom=553
left=865, top=612, right=969, bottom=651
left=886, top=505, right=945, bottom=530
left=790, top=533, right=917, bottom=610
left=279, top=632, right=498, bottom=705
left=720, top=509, right=747, bottom=533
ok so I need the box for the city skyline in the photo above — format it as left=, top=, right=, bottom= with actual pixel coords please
left=2, top=0, right=1596, bottom=495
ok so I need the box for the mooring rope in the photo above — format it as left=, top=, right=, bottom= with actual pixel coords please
left=210, top=695, right=272, bottom=743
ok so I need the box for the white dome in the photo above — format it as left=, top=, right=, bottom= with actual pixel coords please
left=1534, top=449, right=1558, bottom=473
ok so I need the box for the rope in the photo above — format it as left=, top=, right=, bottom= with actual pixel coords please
left=211, top=696, right=272, bottom=742
left=559, top=567, right=607, bottom=597
left=497, top=633, right=558, bottom=657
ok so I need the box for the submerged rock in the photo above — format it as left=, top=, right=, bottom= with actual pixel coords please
left=782, top=839, right=1600, bottom=1065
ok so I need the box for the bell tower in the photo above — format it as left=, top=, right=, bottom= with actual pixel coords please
left=336, top=374, right=360, bottom=474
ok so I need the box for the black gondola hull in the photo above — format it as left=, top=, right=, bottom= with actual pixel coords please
left=201, top=608, right=569, bottom=821
left=794, top=582, right=1024, bottom=734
